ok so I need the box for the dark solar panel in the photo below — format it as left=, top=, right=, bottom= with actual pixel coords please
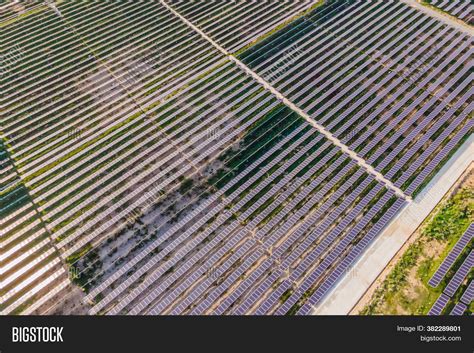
left=429, top=293, right=450, bottom=315
left=460, top=280, right=473, bottom=305
left=429, top=223, right=474, bottom=287
left=450, top=302, right=467, bottom=316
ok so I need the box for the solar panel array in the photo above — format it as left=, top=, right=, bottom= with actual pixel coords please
left=2, top=0, right=471, bottom=315
left=428, top=248, right=473, bottom=315
left=167, top=0, right=320, bottom=53
left=428, top=0, right=473, bottom=25
left=429, top=223, right=474, bottom=287
left=0, top=0, right=43, bottom=23
left=1, top=133, right=70, bottom=315
left=240, top=0, right=473, bottom=197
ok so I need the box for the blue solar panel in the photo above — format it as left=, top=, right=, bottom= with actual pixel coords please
left=429, top=223, right=474, bottom=287
left=274, top=192, right=401, bottom=315
left=184, top=155, right=354, bottom=315
left=362, top=41, right=470, bottom=168
left=296, top=197, right=406, bottom=315
left=209, top=166, right=368, bottom=313
left=429, top=293, right=450, bottom=315
left=460, top=280, right=473, bottom=305
left=389, top=91, right=472, bottom=182
left=450, top=302, right=467, bottom=316
left=444, top=250, right=474, bottom=297
left=84, top=0, right=473, bottom=316
left=398, top=100, right=474, bottom=193
left=231, top=179, right=381, bottom=314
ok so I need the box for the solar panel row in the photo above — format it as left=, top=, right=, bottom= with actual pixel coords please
left=2, top=0, right=471, bottom=315
left=428, top=226, right=473, bottom=316
left=429, top=0, right=473, bottom=24
left=121, top=131, right=337, bottom=315
left=124, top=158, right=368, bottom=314
left=83, top=0, right=472, bottom=315
left=428, top=293, right=450, bottom=315
left=460, top=281, right=474, bottom=305
left=429, top=223, right=474, bottom=287
left=444, top=250, right=474, bottom=297
left=3, top=0, right=338, bottom=314
left=168, top=0, right=319, bottom=53
left=2, top=0, right=228, bottom=313
left=242, top=0, right=472, bottom=197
